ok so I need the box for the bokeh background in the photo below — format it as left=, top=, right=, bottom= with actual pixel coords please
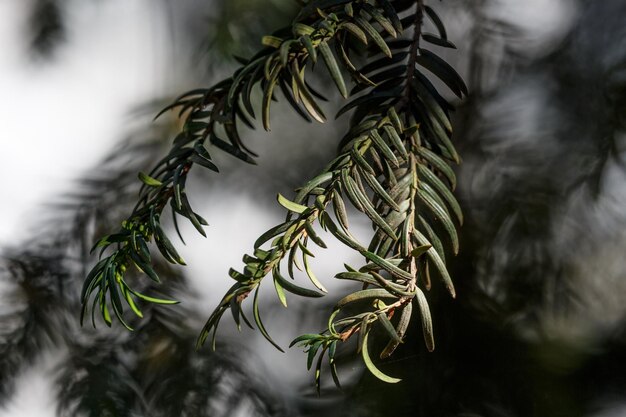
left=1, top=1, right=625, bottom=416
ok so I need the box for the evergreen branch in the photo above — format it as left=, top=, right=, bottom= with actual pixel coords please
left=82, top=0, right=466, bottom=389
left=198, top=0, right=467, bottom=386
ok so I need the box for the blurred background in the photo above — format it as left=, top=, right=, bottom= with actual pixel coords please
left=0, top=0, right=625, bottom=416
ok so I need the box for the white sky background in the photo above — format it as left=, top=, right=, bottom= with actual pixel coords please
left=0, top=1, right=171, bottom=415
left=0, top=0, right=170, bottom=245
left=5, top=1, right=623, bottom=417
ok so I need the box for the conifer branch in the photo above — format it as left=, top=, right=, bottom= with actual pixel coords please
left=81, top=0, right=467, bottom=388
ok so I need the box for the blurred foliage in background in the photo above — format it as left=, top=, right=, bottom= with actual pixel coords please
left=2, top=0, right=626, bottom=416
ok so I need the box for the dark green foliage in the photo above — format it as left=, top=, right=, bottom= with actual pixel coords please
left=28, top=0, right=65, bottom=58
left=0, top=253, right=67, bottom=401
left=57, top=342, right=140, bottom=417
left=82, top=0, right=467, bottom=388
left=198, top=0, right=300, bottom=64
